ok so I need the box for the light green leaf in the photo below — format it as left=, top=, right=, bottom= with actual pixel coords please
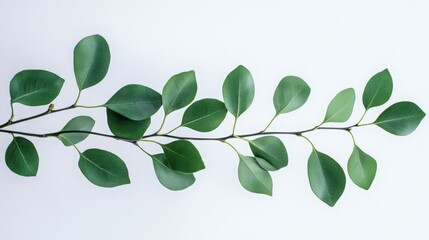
left=5, top=136, right=39, bottom=177
left=348, top=145, right=377, bottom=190
left=273, top=76, right=311, bottom=114
left=323, top=88, right=355, bottom=123
left=373, top=101, right=425, bottom=136
left=10, top=70, right=64, bottom=106
left=162, top=140, right=205, bottom=174
left=107, top=109, right=150, bottom=140
left=181, top=98, right=227, bottom=132
left=152, top=154, right=196, bottom=191
left=58, top=116, right=95, bottom=146
left=162, top=71, right=197, bottom=114
left=363, top=69, right=392, bottom=110
left=238, top=155, right=273, bottom=196
left=249, top=136, right=288, bottom=171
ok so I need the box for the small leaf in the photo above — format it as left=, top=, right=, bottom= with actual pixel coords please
left=74, top=34, right=111, bottom=90
left=152, top=154, right=196, bottom=191
left=308, top=150, right=346, bottom=207
left=181, top=98, right=227, bottom=132
left=238, top=155, right=273, bottom=196
left=107, top=109, right=150, bottom=139
left=162, top=71, right=197, bottom=115
left=273, top=76, right=311, bottom=114
left=323, top=88, right=355, bottom=123
left=10, top=70, right=64, bottom=106
left=222, top=65, right=255, bottom=118
left=162, top=140, right=205, bottom=174
left=58, top=116, right=95, bottom=146
left=363, top=69, right=393, bottom=110
left=348, top=145, right=377, bottom=190
left=249, top=136, right=288, bottom=171
left=78, top=149, right=130, bottom=187
left=373, top=101, right=425, bottom=136
left=105, top=84, right=162, bottom=121
left=5, top=136, right=39, bottom=177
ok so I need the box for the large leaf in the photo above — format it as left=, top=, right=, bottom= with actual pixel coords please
left=323, top=88, right=355, bottom=123
left=78, top=149, right=130, bottom=187
left=348, top=145, right=377, bottom=190
left=107, top=109, right=150, bottom=139
left=5, top=136, right=39, bottom=177
left=162, top=140, right=205, bottom=174
left=58, top=116, right=95, bottom=146
left=10, top=70, right=64, bottom=106
left=308, top=150, right=346, bottom=206
left=238, top=155, right=273, bottom=196
left=273, top=76, right=311, bottom=114
left=249, top=136, right=288, bottom=171
left=74, top=34, right=110, bottom=90
left=105, top=84, right=162, bottom=121
left=222, top=65, right=255, bottom=117
left=181, top=98, right=227, bottom=132
left=373, top=101, right=425, bottom=136
left=152, top=154, right=196, bottom=191
left=162, top=71, right=197, bottom=114
left=362, top=69, right=392, bottom=110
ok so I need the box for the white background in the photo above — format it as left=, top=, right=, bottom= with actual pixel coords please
left=0, top=1, right=428, bottom=239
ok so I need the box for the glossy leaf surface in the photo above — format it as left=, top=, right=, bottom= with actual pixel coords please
left=5, top=137, right=39, bottom=177
left=162, top=140, right=205, bottom=174
left=162, top=71, right=197, bottom=114
left=273, top=76, right=311, bottom=114
left=238, top=155, right=273, bottom=196
left=249, top=136, right=288, bottom=171
left=107, top=109, right=150, bottom=139
left=58, top=116, right=95, bottom=146
left=152, top=154, right=196, bottom=191
left=323, top=88, right=355, bottom=123
left=181, top=98, right=227, bottom=132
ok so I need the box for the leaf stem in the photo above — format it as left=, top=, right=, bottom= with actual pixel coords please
left=163, top=125, right=182, bottom=135
left=232, top=117, right=238, bottom=135
left=298, top=134, right=316, bottom=149
left=348, top=130, right=356, bottom=145
left=261, top=114, right=278, bottom=132
left=135, top=143, right=153, bottom=157
left=356, top=109, right=368, bottom=125
left=223, top=141, right=240, bottom=156
left=73, top=90, right=82, bottom=107
left=155, top=114, right=167, bottom=134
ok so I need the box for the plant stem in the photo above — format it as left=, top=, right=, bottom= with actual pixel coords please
left=299, top=134, right=316, bottom=149
left=356, top=109, right=368, bottom=125
left=163, top=125, right=182, bottom=135
left=261, top=114, right=278, bottom=132
left=155, top=114, right=167, bottom=134
left=135, top=143, right=153, bottom=157
left=232, top=117, right=238, bottom=135
left=223, top=141, right=240, bottom=156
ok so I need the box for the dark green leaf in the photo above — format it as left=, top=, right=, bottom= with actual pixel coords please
left=308, top=150, right=346, bottom=207
left=348, top=145, right=377, bottom=190
left=74, top=34, right=110, bottom=90
left=152, top=154, right=196, bottom=191
left=273, top=76, right=311, bottom=114
left=105, top=84, right=162, bottom=121
left=10, top=70, right=64, bottom=106
left=162, top=140, right=205, bottom=174
left=374, top=101, right=425, bottom=136
left=5, top=136, right=39, bottom=177
left=363, top=69, right=393, bottom=110
left=181, top=98, right=227, bottom=132
left=78, top=149, right=130, bottom=187
left=238, top=155, right=273, bottom=196
left=107, top=109, right=150, bottom=139
left=323, top=88, right=355, bottom=123
left=58, top=116, right=95, bottom=146
left=222, top=65, right=255, bottom=117
left=249, top=136, right=288, bottom=171
left=162, top=71, right=197, bottom=114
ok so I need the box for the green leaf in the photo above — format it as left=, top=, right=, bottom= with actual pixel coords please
left=307, top=150, right=346, bottom=207
left=152, top=154, right=196, bottom=191
left=238, top=155, right=273, bottom=196
left=106, top=109, right=151, bottom=140
left=162, top=140, right=205, bottom=174
left=348, top=145, right=377, bottom=190
left=222, top=65, right=255, bottom=118
left=181, top=98, right=227, bottom=132
left=373, top=101, right=425, bottom=136
left=78, top=149, right=130, bottom=187
left=105, top=84, right=162, bottom=121
left=363, top=69, right=393, bottom=110
left=249, top=136, right=288, bottom=171
left=323, top=88, right=355, bottom=123
left=10, top=70, right=64, bottom=106
left=162, top=71, right=197, bottom=114
left=58, top=116, right=95, bottom=146
left=74, top=34, right=111, bottom=90
left=5, top=136, right=39, bottom=177
left=273, top=76, right=311, bottom=114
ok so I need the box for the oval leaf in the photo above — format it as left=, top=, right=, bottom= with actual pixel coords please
left=373, top=101, right=425, bottom=136
left=363, top=69, right=393, bottom=110
left=78, top=149, right=130, bottom=187
left=107, top=109, right=150, bottom=140
left=323, top=88, right=355, bottom=123
left=162, top=70, right=197, bottom=114
left=181, top=98, right=227, bottom=132
left=10, top=70, right=64, bottom=106
left=5, top=136, right=39, bottom=177
left=105, top=84, right=162, bottom=121
left=308, top=150, right=346, bottom=207
left=162, top=140, right=205, bottom=174
left=348, top=145, right=377, bottom=190
left=74, top=34, right=111, bottom=90
left=222, top=65, right=255, bottom=117
left=58, top=116, right=95, bottom=146
left=152, top=154, right=196, bottom=191
left=249, top=136, right=288, bottom=171
left=238, top=155, right=273, bottom=196
left=273, top=76, right=311, bottom=114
